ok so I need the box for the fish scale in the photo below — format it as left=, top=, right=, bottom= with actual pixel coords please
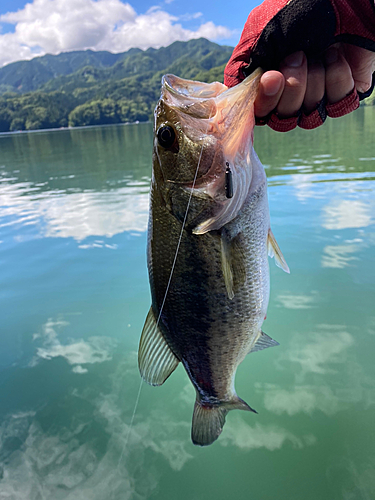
left=138, top=69, right=289, bottom=446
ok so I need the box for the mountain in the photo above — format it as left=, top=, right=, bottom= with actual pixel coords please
left=0, top=50, right=137, bottom=94
left=0, top=39, right=233, bottom=132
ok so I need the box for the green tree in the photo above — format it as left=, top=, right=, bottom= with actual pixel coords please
left=10, top=117, right=25, bottom=131
left=0, top=108, right=12, bottom=132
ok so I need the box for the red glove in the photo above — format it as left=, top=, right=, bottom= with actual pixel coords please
left=224, top=0, right=375, bottom=131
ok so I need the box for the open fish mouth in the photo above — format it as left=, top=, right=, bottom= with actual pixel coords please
left=162, top=75, right=225, bottom=119
left=159, top=69, right=263, bottom=234
left=161, top=69, right=262, bottom=154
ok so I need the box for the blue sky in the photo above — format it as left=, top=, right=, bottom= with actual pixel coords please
left=0, top=0, right=262, bottom=67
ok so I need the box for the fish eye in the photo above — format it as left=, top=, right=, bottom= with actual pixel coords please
left=157, top=125, right=176, bottom=149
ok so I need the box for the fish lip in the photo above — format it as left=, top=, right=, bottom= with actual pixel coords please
left=162, top=75, right=208, bottom=103
left=161, top=75, right=224, bottom=120
left=162, top=74, right=227, bottom=100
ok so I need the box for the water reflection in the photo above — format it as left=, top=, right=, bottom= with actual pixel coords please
left=258, top=320, right=375, bottom=420
left=1, top=114, right=375, bottom=499
left=262, top=384, right=340, bottom=416
left=321, top=244, right=359, bottom=268
left=0, top=185, right=149, bottom=240
left=323, top=200, right=373, bottom=230
left=340, top=460, right=375, bottom=500
left=276, top=291, right=319, bottom=309
left=0, top=124, right=152, bottom=243
left=31, top=317, right=115, bottom=373
left=0, top=351, right=194, bottom=499
left=283, top=325, right=354, bottom=376
left=220, top=418, right=316, bottom=451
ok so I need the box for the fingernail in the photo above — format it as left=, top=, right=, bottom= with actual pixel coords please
left=357, top=81, right=371, bottom=93
left=263, top=77, right=282, bottom=96
left=325, top=47, right=338, bottom=64
left=284, top=51, right=304, bottom=67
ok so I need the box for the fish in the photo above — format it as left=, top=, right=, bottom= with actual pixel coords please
left=138, top=68, right=289, bottom=447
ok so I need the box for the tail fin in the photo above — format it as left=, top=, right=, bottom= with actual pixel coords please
left=191, top=396, right=257, bottom=446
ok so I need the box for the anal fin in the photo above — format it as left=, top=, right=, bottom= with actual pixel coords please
left=267, top=228, right=290, bottom=273
left=249, top=330, right=279, bottom=353
left=138, top=307, right=179, bottom=386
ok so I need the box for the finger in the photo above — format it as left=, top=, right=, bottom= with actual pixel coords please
left=303, top=60, right=325, bottom=114
left=324, top=46, right=354, bottom=104
left=277, top=51, right=308, bottom=117
left=254, top=71, right=285, bottom=119
left=343, top=44, right=375, bottom=93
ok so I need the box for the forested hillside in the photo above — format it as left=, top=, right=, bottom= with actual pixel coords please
left=0, top=38, right=233, bottom=132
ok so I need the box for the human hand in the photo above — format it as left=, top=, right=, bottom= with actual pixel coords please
left=255, top=44, right=375, bottom=130
left=224, top=0, right=375, bottom=131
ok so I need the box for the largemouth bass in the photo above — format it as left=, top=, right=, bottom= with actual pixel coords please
left=138, top=69, right=289, bottom=446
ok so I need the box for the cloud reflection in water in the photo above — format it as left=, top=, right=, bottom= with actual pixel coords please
left=260, top=325, right=359, bottom=418
left=321, top=244, right=359, bottom=268
left=31, top=317, right=115, bottom=373
left=322, top=200, right=373, bottom=230
left=262, top=384, right=340, bottom=416
left=220, top=418, right=316, bottom=451
left=276, top=291, right=318, bottom=309
left=0, top=179, right=150, bottom=241
left=0, top=325, right=193, bottom=499
left=284, top=326, right=354, bottom=376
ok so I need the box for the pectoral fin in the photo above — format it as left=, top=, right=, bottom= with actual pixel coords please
left=267, top=229, right=290, bottom=273
left=221, top=234, right=234, bottom=300
left=138, top=307, right=179, bottom=386
left=220, top=232, right=247, bottom=300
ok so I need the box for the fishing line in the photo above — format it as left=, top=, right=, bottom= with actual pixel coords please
left=154, top=124, right=209, bottom=328
left=117, top=377, right=143, bottom=469
left=119, top=110, right=212, bottom=464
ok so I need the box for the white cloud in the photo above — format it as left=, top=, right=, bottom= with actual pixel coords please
left=0, top=0, right=233, bottom=67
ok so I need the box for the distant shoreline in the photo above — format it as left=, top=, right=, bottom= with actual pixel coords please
left=0, top=120, right=151, bottom=137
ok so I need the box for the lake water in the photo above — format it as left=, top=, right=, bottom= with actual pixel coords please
left=1, top=108, right=375, bottom=500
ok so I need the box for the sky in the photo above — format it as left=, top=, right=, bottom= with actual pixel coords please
left=0, top=0, right=262, bottom=68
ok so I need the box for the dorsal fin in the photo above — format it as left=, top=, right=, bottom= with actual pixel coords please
left=138, top=307, right=179, bottom=386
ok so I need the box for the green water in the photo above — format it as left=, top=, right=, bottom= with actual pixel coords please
left=1, top=110, right=375, bottom=500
